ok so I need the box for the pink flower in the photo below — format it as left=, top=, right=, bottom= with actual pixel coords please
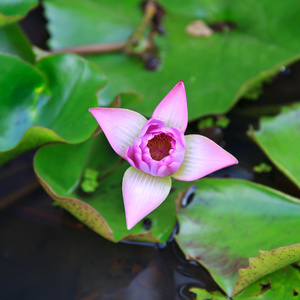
left=89, top=81, right=238, bottom=230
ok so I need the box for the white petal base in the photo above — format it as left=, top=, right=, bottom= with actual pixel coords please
left=122, top=167, right=172, bottom=230
left=89, top=108, right=147, bottom=158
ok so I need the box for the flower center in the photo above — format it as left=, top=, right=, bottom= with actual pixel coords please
left=147, top=133, right=173, bottom=161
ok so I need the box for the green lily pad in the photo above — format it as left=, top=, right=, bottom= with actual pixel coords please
left=44, top=0, right=140, bottom=48
left=234, top=243, right=300, bottom=296
left=45, top=0, right=300, bottom=119
left=0, top=0, right=38, bottom=27
left=191, top=265, right=300, bottom=299
left=191, top=266, right=300, bottom=300
left=0, top=23, right=35, bottom=62
left=33, top=133, right=183, bottom=243
left=0, top=53, right=106, bottom=165
left=175, top=178, right=300, bottom=296
left=191, top=289, right=226, bottom=300
left=250, top=104, right=300, bottom=189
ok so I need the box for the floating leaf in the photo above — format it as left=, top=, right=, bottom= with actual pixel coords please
left=250, top=104, right=300, bottom=189
left=45, top=0, right=140, bottom=48
left=176, top=178, right=300, bottom=296
left=34, top=132, right=184, bottom=243
left=215, top=116, right=230, bottom=129
left=253, top=162, right=272, bottom=173
left=45, top=0, right=300, bottom=119
left=192, top=265, right=300, bottom=299
left=197, top=117, right=215, bottom=130
left=0, top=0, right=38, bottom=27
left=81, top=168, right=100, bottom=193
left=0, top=23, right=35, bottom=62
left=190, top=289, right=226, bottom=300
left=0, top=53, right=106, bottom=165
left=234, top=244, right=300, bottom=296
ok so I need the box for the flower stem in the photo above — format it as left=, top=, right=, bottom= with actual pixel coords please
left=51, top=1, right=157, bottom=56
left=51, top=41, right=126, bottom=55
left=124, top=0, right=157, bottom=54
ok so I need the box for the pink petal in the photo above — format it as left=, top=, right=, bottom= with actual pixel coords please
left=172, top=135, right=238, bottom=181
left=152, top=80, right=188, bottom=132
left=89, top=108, right=147, bottom=158
left=122, top=167, right=172, bottom=230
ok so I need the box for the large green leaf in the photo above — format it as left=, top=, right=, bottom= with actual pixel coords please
left=33, top=133, right=183, bottom=243
left=192, top=265, right=300, bottom=299
left=0, top=23, right=35, bottom=62
left=175, top=178, right=300, bottom=296
left=250, top=104, right=300, bottom=189
left=0, top=53, right=106, bottom=165
left=0, top=0, right=38, bottom=27
left=45, top=0, right=300, bottom=119
left=45, top=0, right=141, bottom=48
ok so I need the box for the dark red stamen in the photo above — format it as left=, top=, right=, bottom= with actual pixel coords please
left=147, top=133, right=173, bottom=161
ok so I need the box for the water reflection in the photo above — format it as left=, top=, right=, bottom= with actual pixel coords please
left=0, top=161, right=221, bottom=300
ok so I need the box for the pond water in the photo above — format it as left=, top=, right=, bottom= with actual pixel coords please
left=1, top=4, right=300, bottom=300
left=0, top=151, right=220, bottom=300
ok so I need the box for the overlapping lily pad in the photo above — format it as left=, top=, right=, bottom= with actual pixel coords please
left=0, top=53, right=106, bottom=165
left=33, top=133, right=186, bottom=243
left=45, top=0, right=300, bottom=119
left=250, top=104, right=300, bottom=189
left=0, top=0, right=38, bottom=27
left=0, top=23, right=35, bottom=62
left=191, top=264, right=300, bottom=299
left=175, top=178, right=300, bottom=296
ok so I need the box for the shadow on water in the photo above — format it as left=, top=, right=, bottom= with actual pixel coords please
left=0, top=152, right=221, bottom=300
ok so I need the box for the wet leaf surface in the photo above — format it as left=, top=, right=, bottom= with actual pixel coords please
left=0, top=23, right=35, bottom=62
left=192, top=265, right=300, bottom=299
left=250, top=104, right=300, bottom=189
left=45, top=0, right=300, bottom=119
left=0, top=0, right=38, bottom=27
left=175, top=178, right=300, bottom=296
left=234, top=244, right=300, bottom=296
left=0, top=53, right=106, bottom=165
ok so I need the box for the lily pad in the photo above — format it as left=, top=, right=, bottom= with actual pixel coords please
left=45, top=0, right=300, bottom=119
left=234, top=243, right=300, bottom=296
left=0, top=0, right=38, bottom=27
left=0, top=53, right=106, bottom=165
left=0, top=23, right=35, bottom=62
left=175, top=178, right=300, bottom=296
left=33, top=133, right=184, bottom=243
left=250, top=104, right=300, bottom=189
left=191, top=289, right=225, bottom=300
left=191, top=265, right=300, bottom=299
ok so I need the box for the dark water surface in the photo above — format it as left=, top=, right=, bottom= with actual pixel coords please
left=0, top=152, right=219, bottom=300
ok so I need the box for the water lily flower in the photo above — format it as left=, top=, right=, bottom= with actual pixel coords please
left=89, top=81, right=238, bottom=230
